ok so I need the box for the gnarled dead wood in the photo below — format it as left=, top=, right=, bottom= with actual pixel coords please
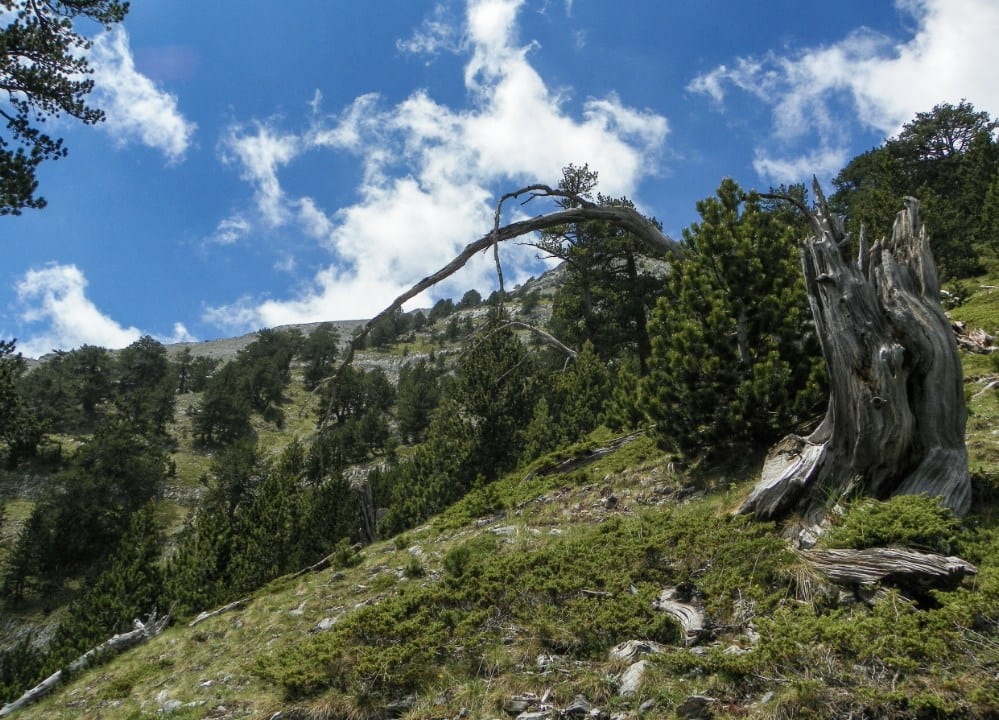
left=802, top=547, right=977, bottom=592
left=741, top=184, right=971, bottom=523
left=0, top=613, right=169, bottom=717
left=652, top=586, right=705, bottom=646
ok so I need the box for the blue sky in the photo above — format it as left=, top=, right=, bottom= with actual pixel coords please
left=3, top=0, right=998, bottom=357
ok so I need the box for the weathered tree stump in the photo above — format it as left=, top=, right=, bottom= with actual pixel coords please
left=741, top=184, right=970, bottom=522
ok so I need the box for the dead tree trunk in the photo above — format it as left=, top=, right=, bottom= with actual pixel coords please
left=740, top=183, right=971, bottom=522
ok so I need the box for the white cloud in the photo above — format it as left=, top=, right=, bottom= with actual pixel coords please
left=210, top=214, right=251, bottom=245
left=156, top=322, right=197, bottom=345
left=688, top=0, right=999, bottom=183
left=16, top=264, right=143, bottom=357
left=396, top=3, right=463, bottom=56
left=221, top=122, right=299, bottom=227
left=206, top=0, right=669, bottom=332
left=752, top=146, right=850, bottom=183
left=88, top=27, right=196, bottom=161
left=15, top=264, right=195, bottom=358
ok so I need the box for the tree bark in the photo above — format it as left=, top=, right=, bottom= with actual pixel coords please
left=740, top=183, right=971, bottom=522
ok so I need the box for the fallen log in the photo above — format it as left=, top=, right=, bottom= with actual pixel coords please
left=802, top=547, right=977, bottom=594
left=188, top=598, right=249, bottom=628
left=0, top=612, right=169, bottom=717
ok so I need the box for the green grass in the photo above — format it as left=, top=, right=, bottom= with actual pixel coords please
left=949, top=280, right=999, bottom=335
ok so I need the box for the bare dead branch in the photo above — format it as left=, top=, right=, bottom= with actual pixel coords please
left=319, top=200, right=677, bottom=428
left=499, top=320, right=578, bottom=359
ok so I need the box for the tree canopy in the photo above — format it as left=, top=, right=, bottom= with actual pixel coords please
left=1, top=0, right=129, bottom=214
left=831, top=101, right=999, bottom=278
left=640, top=179, right=825, bottom=457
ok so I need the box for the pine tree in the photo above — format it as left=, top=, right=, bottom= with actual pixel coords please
left=639, top=179, right=824, bottom=458
left=47, top=504, right=165, bottom=667
left=114, top=335, right=176, bottom=440
left=301, top=323, right=341, bottom=390
left=452, top=320, right=536, bottom=477
left=396, top=359, right=441, bottom=444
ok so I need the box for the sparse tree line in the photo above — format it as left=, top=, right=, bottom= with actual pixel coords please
left=0, top=100, right=997, bottom=703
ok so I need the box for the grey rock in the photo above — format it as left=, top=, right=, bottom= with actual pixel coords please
left=618, top=660, right=649, bottom=696
left=313, top=617, right=335, bottom=632
left=638, top=699, right=657, bottom=714
left=754, top=691, right=775, bottom=706
left=504, top=695, right=535, bottom=714
left=675, top=694, right=715, bottom=719
left=515, top=713, right=551, bottom=720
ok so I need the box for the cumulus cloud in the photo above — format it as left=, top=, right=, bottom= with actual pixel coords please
left=207, top=0, right=668, bottom=332
left=688, top=0, right=999, bottom=183
left=16, top=264, right=143, bottom=357
left=15, top=264, right=194, bottom=358
left=88, top=27, right=196, bottom=161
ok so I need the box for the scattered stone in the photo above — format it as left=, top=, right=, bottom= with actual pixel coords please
left=589, top=709, right=611, bottom=720
left=504, top=695, right=536, bottom=714
left=288, top=601, right=306, bottom=616
left=609, top=639, right=667, bottom=662
left=536, top=653, right=563, bottom=671
left=638, top=699, right=657, bottom=714
left=162, top=699, right=183, bottom=713
left=675, top=694, right=715, bottom=719
left=618, top=660, right=649, bottom=696
left=407, top=545, right=423, bottom=557
left=515, top=712, right=551, bottom=720
left=603, top=494, right=619, bottom=509
left=723, top=644, right=747, bottom=655
left=313, top=617, right=335, bottom=632
left=492, top=525, right=518, bottom=536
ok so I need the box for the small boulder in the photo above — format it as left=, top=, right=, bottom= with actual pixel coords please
left=618, top=660, right=649, bottom=696
left=675, top=694, right=715, bottom=719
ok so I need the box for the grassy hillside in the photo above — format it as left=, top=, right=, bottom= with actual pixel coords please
left=4, top=279, right=999, bottom=720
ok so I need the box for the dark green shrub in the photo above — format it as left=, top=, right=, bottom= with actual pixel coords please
left=822, top=494, right=961, bottom=554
